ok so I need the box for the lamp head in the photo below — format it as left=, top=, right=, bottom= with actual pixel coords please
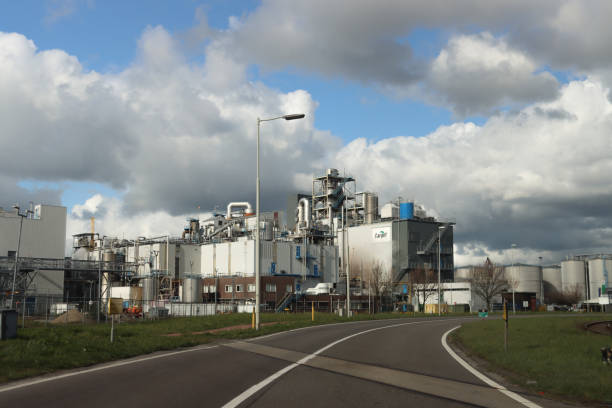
left=283, top=113, right=305, bottom=121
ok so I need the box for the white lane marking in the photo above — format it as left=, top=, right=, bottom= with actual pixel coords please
left=251, top=316, right=467, bottom=342
left=222, top=318, right=465, bottom=408
left=0, top=345, right=218, bottom=394
left=441, top=327, right=542, bottom=408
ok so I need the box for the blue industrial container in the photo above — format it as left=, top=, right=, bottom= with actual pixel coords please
left=399, top=202, right=414, bottom=220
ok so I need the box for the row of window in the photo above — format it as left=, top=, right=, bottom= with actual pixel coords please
left=203, top=284, right=292, bottom=294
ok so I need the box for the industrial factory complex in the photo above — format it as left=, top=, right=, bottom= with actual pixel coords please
left=1, top=168, right=611, bottom=318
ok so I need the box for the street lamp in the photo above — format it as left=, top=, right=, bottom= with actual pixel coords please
left=11, top=204, right=32, bottom=309
left=255, top=113, right=305, bottom=330
left=511, top=243, right=517, bottom=314
left=438, top=225, right=445, bottom=317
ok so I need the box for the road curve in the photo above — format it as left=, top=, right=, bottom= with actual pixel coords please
left=0, top=316, right=544, bottom=408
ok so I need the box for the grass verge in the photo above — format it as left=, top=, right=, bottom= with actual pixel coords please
left=0, top=311, right=437, bottom=383
left=451, top=314, right=612, bottom=404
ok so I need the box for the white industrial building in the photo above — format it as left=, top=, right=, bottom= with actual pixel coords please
left=0, top=204, right=66, bottom=301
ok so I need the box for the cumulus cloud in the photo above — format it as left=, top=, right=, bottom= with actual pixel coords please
left=222, top=0, right=612, bottom=113
left=334, top=79, right=612, bottom=263
left=426, top=33, right=559, bottom=116
left=0, top=28, right=339, bottom=216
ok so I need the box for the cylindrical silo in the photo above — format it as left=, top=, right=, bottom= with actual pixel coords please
left=365, top=193, right=378, bottom=224
left=103, top=250, right=116, bottom=263
left=561, top=259, right=586, bottom=300
left=587, top=257, right=612, bottom=299
left=542, top=265, right=562, bottom=301
left=182, top=277, right=203, bottom=303
left=454, top=266, right=473, bottom=282
left=142, top=277, right=156, bottom=302
left=399, top=202, right=414, bottom=220
left=504, top=265, right=542, bottom=300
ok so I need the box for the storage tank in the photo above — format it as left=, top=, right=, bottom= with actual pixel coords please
left=399, top=202, right=414, bottom=220
left=103, top=250, right=116, bottom=263
left=560, top=259, right=586, bottom=300
left=364, top=193, right=378, bottom=224
left=381, top=203, right=398, bottom=219
left=142, top=277, right=156, bottom=302
left=542, top=265, right=562, bottom=301
left=587, top=257, right=612, bottom=299
left=182, top=277, right=203, bottom=303
left=504, top=265, right=542, bottom=300
left=454, top=266, right=473, bottom=282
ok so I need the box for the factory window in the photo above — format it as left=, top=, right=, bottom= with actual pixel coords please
left=235, top=284, right=243, bottom=293
left=203, top=286, right=209, bottom=293
left=209, top=285, right=216, bottom=293
left=248, top=284, right=256, bottom=292
left=286, top=285, right=292, bottom=293
left=225, top=285, right=233, bottom=293
left=266, top=283, right=276, bottom=293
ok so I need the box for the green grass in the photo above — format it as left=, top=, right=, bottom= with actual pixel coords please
left=452, top=314, right=612, bottom=404
left=0, top=311, right=427, bottom=383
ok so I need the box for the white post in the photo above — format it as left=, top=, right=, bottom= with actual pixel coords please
left=511, top=243, right=517, bottom=314
left=438, top=226, right=442, bottom=316
left=255, top=118, right=261, bottom=330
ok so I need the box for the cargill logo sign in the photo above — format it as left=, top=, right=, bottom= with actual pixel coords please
left=372, top=226, right=391, bottom=241
left=374, top=230, right=387, bottom=239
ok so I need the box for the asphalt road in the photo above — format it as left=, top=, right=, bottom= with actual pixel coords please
left=0, top=316, right=550, bottom=408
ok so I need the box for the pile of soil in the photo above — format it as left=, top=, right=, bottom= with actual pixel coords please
left=51, top=309, right=87, bottom=324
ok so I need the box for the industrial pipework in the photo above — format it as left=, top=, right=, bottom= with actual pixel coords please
left=297, top=198, right=311, bottom=230
left=226, top=202, right=253, bottom=219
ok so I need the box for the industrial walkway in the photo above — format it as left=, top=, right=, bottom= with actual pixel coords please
left=0, top=317, right=562, bottom=407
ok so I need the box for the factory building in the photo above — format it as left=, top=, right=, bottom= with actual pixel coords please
left=65, top=167, right=454, bottom=314
left=338, top=199, right=454, bottom=292
left=453, top=254, right=612, bottom=311
left=0, top=204, right=67, bottom=305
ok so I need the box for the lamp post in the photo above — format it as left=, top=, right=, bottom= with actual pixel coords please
left=438, top=226, right=445, bottom=316
left=11, top=205, right=32, bottom=310
left=256, top=113, right=305, bottom=330
left=511, top=243, right=517, bottom=314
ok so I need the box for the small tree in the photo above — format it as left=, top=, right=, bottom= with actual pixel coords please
left=470, top=258, right=507, bottom=311
left=554, top=284, right=583, bottom=305
left=364, top=260, right=390, bottom=313
left=409, top=267, right=438, bottom=312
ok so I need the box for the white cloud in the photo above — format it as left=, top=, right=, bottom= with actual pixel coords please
left=427, top=33, right=559, bottom=116
left=0, top=28, right=339, bottom=216
left=335, top=79, right=612, bottom=261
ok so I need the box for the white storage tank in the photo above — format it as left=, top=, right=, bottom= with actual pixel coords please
left=380, top=203, right=398, bottom=219
left=182, top=277, right=203, bottom=303
left=504, top=265, right=542, bottom=300
left=542, top=265, right=562, bottom=300
left=587, top=257, right=612, bottom=299
left=561, top=259, right=586, bottom=300
left=142, top=277, right=156, bottom=302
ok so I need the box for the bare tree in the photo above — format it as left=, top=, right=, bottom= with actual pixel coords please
left=409, top=267, right=437, bottom=312
left=550, top=284, right=583, bottom=305
left=470, top=258, right=507, bottom=311
left=363, top=260, right=390, bottom=313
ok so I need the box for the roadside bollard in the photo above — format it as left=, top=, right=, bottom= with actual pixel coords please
left=601, top=346, right=611, bottom=364
left=311, top=303, right=314, bottom=321
left=251, top=308, right=255, bottom=329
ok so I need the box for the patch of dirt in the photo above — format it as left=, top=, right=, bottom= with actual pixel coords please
left=584, top=321, right=612, bottom=336
left=50, top=309, right=91, bottom=324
